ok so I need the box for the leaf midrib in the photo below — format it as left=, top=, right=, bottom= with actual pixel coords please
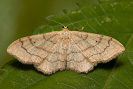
left=103, top=33, right=133, bottom=89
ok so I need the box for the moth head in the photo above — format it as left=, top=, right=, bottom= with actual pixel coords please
left=62, top=26, right=68, bottom=29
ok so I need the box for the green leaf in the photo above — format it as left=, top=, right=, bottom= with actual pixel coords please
left=0, top=0, right=133, bottom=89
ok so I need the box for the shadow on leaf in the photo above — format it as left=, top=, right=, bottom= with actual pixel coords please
left=95, top=58, right=123, bottom=70
left=8, top=59, right=44, bottom=75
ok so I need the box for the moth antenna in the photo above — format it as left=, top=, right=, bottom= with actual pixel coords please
left=67, top=19, right=88, bottom=26
left=47, top=18, right=65, bottom=26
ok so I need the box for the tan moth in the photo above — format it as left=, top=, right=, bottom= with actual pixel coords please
left=7, top=19, right=125, bottom=74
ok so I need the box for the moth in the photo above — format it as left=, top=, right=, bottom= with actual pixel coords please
left=7, top=19, right=125, bottom=74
